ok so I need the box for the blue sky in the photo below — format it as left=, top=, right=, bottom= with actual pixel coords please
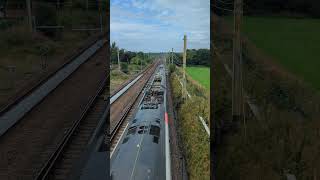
left=110, top=0, right=210, bottom=52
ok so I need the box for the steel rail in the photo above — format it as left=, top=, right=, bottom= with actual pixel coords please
left=35, top=75, right=107, bottom=180
left=110, top=63, right=154, bottom=100
left=110, top=74, right=143, bottom=104
left=36, top=61, right=157, bottom=180
left=0, top=35, right=106, bottom=137
left=0, top=34, right=105, bottom=115
left=110, top=62, right=158, bottom=141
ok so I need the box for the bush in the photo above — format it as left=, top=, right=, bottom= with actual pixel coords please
left=0, top=19, right=14, bottom=30
left=1, top=25, right=33, bottom=48
left=168, top=64, right=176, bottom=74
left=170, top=71, right=210, bottom=179
left=35, top=3, right=60, bottom=38
left=73, top=0, right=87, bottom=10
left=121, top=62, right=128, bottom=73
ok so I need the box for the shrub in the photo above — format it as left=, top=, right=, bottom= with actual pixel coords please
left=168, top=64, right=176, bottom=74
left=121, top=62, right=128, bottom=74
left=170, top=70, right=210, bottom=179
left=35, top=3, right=60, bottom=38
left=0, top=25, right=33, bottom=48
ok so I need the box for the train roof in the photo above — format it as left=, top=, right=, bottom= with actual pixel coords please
left=110, top=64, right=167, bottom=180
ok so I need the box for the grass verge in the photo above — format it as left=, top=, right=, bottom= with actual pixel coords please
left=214, top=17, right=320, bottom=179
left=170, top=65, right=210, bottom=179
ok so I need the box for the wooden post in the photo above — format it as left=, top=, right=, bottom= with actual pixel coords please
left=140, top=54, right=142, bottom=71
left=117, top=49, right=121, bottom=71
left=26, top=0, right=33, bottom=33
left=99, top=0, right=103, bottom=33
left=232, top=0, right=243, bottom=122
left=171, top=48, right=173, bottom=64
left=183, top=35, right=187, bottom=99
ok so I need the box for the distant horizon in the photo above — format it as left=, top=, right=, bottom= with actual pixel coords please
left=108, top=47, right=210, bottom=53
left=110, top=0, right=210, bottom=52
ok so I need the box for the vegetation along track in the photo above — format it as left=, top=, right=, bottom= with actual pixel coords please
left=110, top=60, right=160, bottom=154
left=0, top=39, right=107, bottom=180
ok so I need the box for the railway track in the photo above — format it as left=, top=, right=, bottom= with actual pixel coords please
left=0, top=37, right=107, bottom=180
left=109, top=61, right=160, bottom=155
left=32, top=60, right=158, bottom=179
left=0, top=37, right=106, bottom=136
left=35, top=77, right=107, bottom=180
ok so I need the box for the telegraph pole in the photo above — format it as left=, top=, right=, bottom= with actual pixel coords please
left=26, top=0, right=33, bottom=33
left=183, top=35, right=187, bottom=99
left=99, top=0, right=103, bottom=33
left=117, top=49, right=121, bottom=71
left=232, top=0, right=243, bottom=122
left=171, top=48, right=173, bottom=64
left=57, top=0, right=60, bottom=9
left=86, top=0, right=89, bottom=11
left=140, top=54, right=142, bottom=71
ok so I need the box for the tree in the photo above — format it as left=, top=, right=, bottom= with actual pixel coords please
left=110, top=41, right=118, bottom=64
left=121, top=51, right=130, bottom=63
left=121, top=62, right=128, bottom=73
left=0, top=0, right=7, bottom=17
left=176, top=49, right=210, bottom=66
left=131, top=56, right=144, bottom=65
left=216, top=0, right=320, bottom=17
left=137, top=51, right=144, bottom=58
left=35, top=3, right=59, bottom=38
left=196, top=49, right=210, bottom=66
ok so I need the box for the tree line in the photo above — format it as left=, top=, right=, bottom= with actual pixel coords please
left=215, top=0, right=320, bottom=18
left=110, top=42, right=153, bottom=70
left=173, top=48, right=210, bottom=67
left=110, top=42, right=210, bottom=68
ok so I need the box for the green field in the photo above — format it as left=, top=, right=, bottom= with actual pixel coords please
left=239, top=16, right=320, bottom=89
left=186, top=66, right=210, bottom=90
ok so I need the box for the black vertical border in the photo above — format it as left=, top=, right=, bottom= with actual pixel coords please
left=105, top=0, right=110, bottom=178
left=210, top=0, right=216, bottom=179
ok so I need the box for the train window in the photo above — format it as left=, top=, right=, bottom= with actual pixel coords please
left=138, top=125, right=149, bottom=134
left=122, top=137, right=129, bottom=144
left=139, top=126, right=146, bottom=129
left=153, top=136, right=159, bottom=144
left=132, top=119, right=137, bottom=123
left=127, top=126, right=137, bottom=135
left=138, top=130, right=148, bottom=134
left=155, top=119, right=160, bottom=124
left=149, top=125, right=160, bottom=136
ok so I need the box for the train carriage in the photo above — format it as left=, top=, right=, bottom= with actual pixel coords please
left=111, top=64, right=168, bottom=180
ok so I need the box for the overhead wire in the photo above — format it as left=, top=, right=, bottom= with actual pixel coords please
left=216, top=0, right=234, bottom=5
left=211, top=4, right=233, bottom=12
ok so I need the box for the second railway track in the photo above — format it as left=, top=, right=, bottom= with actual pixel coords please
left=109, top=60, right=160, bottom=155
left=35, top=77, right=108, bottom=180
left=0, top=38, right=107, bottom=180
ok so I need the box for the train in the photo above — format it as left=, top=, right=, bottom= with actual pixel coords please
left=110, top=64, right=169, bottom=180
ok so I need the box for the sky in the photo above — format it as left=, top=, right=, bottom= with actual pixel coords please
left=110, top=0, right=210, bottom=52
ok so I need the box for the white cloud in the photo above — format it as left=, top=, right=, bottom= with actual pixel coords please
left=111, top=0, right=210, bottom=52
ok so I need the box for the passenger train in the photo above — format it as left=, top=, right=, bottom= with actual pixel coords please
left=110, top=64, right=169, bottom=180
